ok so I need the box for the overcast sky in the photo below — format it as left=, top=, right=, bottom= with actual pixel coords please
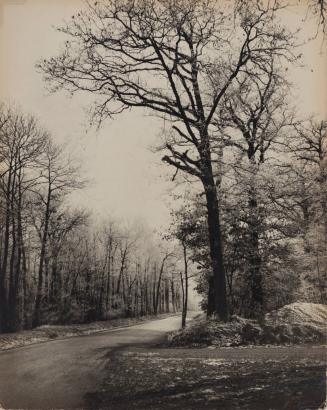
left=0, top=0, right=326, bottom=230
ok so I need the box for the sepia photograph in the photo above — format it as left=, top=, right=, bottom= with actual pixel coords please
left=0, top=0, right=326, bottom=409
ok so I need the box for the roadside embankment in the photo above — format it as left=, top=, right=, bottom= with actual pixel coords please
left=0, top=313, right=179, bottom=352
left=168, top=303, right=327, bottom=347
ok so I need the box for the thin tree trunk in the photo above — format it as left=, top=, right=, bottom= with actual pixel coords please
left=181, top=242, right=189, bottom=328
left=0, top=165, right=13, bottom=332
left=155, top=257, right=167, bottom=315
left=170, top=277, right=176, bottom=313
left=247, top=184, right=263, bottom=317
left=8, top=168, right=18, bottom=331
left=8, top=167, right=24, bottom=331
left=105, top=250, right=111, bottom=311
left=32, top=186, right=51, bottom=328
left=179, top=271, right=185, bottom=327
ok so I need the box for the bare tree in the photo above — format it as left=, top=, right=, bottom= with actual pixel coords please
left=31, top=141, right=84, bottom=327
left=0, top=106, right=46, bottom=331
left=47, top=208, right=88, bottom=303
left=309, top=0, right=327, bottom=36
left=154, top=250, right=173, bottom=315
left=0, top=106, right=180, bottom=332
left=39, top=0, right=297, bottom=320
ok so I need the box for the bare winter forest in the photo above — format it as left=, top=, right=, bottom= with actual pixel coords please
left=0, top=1, right=326, bottom=409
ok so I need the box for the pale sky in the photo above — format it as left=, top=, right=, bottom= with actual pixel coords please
left=0, top=0, right=326, bottom=230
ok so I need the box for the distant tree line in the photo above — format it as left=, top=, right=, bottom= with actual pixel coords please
left=0, top=105, right=184, bottom=333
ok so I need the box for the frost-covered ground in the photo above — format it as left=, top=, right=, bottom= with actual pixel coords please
left=85, top=303, right=327, bottom=410
left=169, top=303, right=327, bottom=347
left=0, top=313, right=176, bottom=351
left=86, top=344, right=326, bottom=410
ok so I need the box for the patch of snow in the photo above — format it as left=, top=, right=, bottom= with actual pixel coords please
left=317, top=400, right=327, bottom=410
left=202, top=359, right=225, bottom=366
left=168, top=392, right=187, bottom=399
left=201, top=388, right=215, bottom=395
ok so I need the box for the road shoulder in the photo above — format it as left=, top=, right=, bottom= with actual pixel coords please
left=0, top=313, right=179, bottom=352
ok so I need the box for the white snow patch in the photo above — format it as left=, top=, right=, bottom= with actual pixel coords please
left=201, top=388, right=215, bottom=395
left=202, top=359, right=226, bottom=366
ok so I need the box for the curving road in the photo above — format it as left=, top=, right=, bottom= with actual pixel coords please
left=0, top=314, right=195, bottom=410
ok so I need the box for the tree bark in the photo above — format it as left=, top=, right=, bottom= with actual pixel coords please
left=0, top=164, right=13, bottom=332
left=181, top=242, right=189, bottom=328
left=32, top=187, right=51, bottom=328
left=202, top=171, right=228, bottom=321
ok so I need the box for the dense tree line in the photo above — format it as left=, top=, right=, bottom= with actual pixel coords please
left=0, top=106, right=183, bottom=333
left=172, top=118, right=326, bottom=318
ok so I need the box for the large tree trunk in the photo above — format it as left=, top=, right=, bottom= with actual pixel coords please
left=198, top=130, right=228, bottom=321
left=202, top=171, right=228, bottom=321
left=206, top=276, right=215, bottom=317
